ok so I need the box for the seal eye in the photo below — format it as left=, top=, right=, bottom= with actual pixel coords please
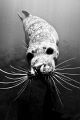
left=26, top=52, right=34, bottom=61
left=46, top=47, right=54, bottom=54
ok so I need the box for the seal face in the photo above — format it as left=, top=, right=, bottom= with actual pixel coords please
left=18, top=11, right=59, bottom=75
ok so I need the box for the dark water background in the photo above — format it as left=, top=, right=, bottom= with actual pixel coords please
left=0, top=0, right=80, bottom=119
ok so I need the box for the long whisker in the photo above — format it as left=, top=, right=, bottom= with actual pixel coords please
left=0, top=76, right=28, bottom=89
left=17, top=80, right=29, bottom=95
left=17, top=66, right=28, bottom=72
left=54, top=73, right=70, bottom=82
left=52, top=74, right=72, bottom=91
left=50, top=75, right=64, bottom=107
left=0, top=69, right=27, bottom=76
left=56, top=64, right=71, bottom=69
left=5, top=76, right=25, bottom=80
left=55, top=72, right=80, bottom=84
left=10, top=65, right=27, bottom=73
left=56, top=57, right=76, bottom=68
left=0, top=78, right=24, bottom=84
left=56, top=66, right=80, bottom=71
left=13, top=79, right=29, bottom=101
left=0, top=79, right=24, bottom=89
left=55, top=72, right=80, bottom=89
left=50, top=76, right=61, bottom=94
left=22, top=39, right=28, bottom=47
left=56, top=72, right=80, bottom=76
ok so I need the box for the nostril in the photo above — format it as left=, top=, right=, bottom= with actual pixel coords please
left=46, top=47, right=54, bottom=54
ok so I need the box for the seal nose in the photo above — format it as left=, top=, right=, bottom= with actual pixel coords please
left=40, top=64, right=54, bottom=73
left=33, top=63, right=54, bottom=74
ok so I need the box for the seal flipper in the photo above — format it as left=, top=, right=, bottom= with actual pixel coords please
left=22, top=11, right=30, bottom=18
left=17, top=12, right=23, bottom=22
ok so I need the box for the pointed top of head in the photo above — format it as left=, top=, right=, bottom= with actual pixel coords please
left=22, top=11, right=30, bottom=18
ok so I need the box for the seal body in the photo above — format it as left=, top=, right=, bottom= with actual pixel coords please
left=18, top=11, right=59, bottom=74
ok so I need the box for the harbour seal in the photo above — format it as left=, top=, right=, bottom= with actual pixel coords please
left=17, top=10, right=59, bottom=75
left=0, top=11, right=80, bottom=107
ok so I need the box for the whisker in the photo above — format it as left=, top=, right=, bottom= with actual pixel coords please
left=54, top=72, right=80, bottom=89
left=57, top=72, right=80, bottom=76
left=22, top=39, right=28, bottom=47
left=56, top=57, right=76, bottom=68
left=52, top=74, right=72, bottom=91
left=56, top=66, right=80, bottom=71
left=0, top=79, right=23, bottom=84
left=54, top=72, right=70, bottom=82
left=50, top=75, right=64, bottom=107
left=17, top=79, right=29, bottom=95
left=0, top=76, right=28, bottom=89
left=0, top=80, right=24, bottom=89
left=17, top=66, right=28, bottom=72
left=5, top=76, right=25, bottom=80
left=10, top=65, right=27, bottom=73
left=56, top=64, right=71, bottom=69
left=50, top=76, right=61, bottom=94
left=0, top=69, right=27, bottom=76
left=13, top=79, right=29, bottom=101
left=55, top=72, right=80, bottom=84
left=22, top=45, right=27, bottom=50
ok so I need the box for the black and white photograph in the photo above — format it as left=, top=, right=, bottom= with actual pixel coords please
left=0, top=0, right=80, bottom=120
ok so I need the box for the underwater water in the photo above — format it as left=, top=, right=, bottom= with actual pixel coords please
left=0, top=0, right=80, bottom=119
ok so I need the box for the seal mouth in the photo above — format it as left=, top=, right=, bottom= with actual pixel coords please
left=40, top=64, right=53, bottom=73
left=31, top=63, right=55, bottom=76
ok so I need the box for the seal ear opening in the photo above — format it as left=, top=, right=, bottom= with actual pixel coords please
left=17, top=12, right=23, bottom=22
left=22, top=11, right=30, bottom=18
